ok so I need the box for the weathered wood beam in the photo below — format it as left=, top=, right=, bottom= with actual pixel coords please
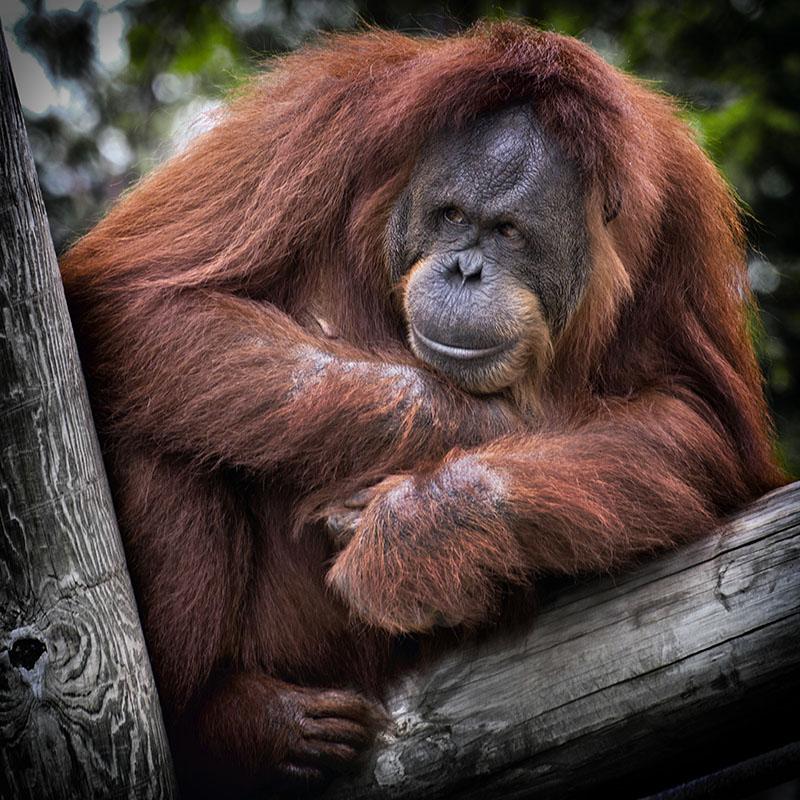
left=326, top=481, right=800, bottom=799
left=0, top=29, right=177, bottom=799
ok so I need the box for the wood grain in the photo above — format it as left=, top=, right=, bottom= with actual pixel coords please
left=0, top=30, right=177, bottom=800
left=325, top=481, right=800, bottom=799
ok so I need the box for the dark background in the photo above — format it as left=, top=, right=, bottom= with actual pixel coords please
left=3, top=0, right=798, bottom=474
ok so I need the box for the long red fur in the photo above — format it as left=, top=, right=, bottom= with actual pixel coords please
left=60, top=21, right=785, bottom=793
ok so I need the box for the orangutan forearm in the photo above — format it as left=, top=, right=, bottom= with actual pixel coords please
left=327, top=391, right=752, bottom=632
left=99, top=290, right=519, bottom=479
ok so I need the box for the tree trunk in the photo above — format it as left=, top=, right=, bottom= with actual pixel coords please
left=0, top=30, right=177, bottom=800
left=324, top=481, right=800, bottom=799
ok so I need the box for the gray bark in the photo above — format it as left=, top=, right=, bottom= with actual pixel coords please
left=325, top=481, right=800, bottom=799
left=0, top=29, right=177, bottom=800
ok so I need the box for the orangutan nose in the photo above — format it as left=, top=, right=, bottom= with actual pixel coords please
left=445, top=250, right=483, bottom=283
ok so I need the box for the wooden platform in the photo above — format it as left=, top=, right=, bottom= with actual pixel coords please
left=325, top=481, right=800, bottom=799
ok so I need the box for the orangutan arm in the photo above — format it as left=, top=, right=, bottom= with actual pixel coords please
left=326, top=390, right=752, bottom=632
left=100, top=290, right=518, bottom=480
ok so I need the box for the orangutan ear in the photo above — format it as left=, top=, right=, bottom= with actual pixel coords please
left=385, top=186, right=413, bottom=283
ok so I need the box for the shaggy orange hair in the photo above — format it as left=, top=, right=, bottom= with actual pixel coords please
left=61, top=22, right=784, bottom=797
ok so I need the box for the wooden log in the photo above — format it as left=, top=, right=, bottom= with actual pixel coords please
left=325, top=481, right=800, bottom=799
left=0, top=30, right=177, bottom=800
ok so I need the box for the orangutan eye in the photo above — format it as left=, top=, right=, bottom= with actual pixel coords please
left=497, top=222, right=519, bottom=239
left=443, top=207, right=468, bottom=225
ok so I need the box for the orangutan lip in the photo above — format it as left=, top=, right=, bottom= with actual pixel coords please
left=412, top=327, right=510, bottom=361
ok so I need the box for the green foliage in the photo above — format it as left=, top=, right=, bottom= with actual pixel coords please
left=7, top=0, right=798, bottom=473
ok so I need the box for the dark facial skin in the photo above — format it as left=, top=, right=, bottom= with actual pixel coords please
left=387, top=105, right=590, bottom=394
